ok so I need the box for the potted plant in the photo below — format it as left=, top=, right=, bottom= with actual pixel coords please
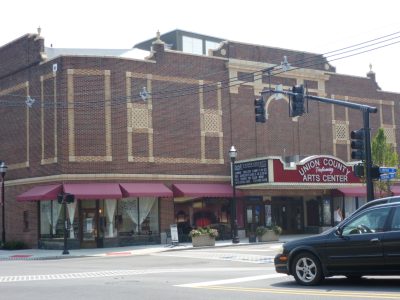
left=189, top=227, right=219, bottom=247
left=256, top=225, right=282, bottom=242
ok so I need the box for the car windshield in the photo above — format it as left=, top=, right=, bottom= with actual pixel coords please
left=342, top=206, right=391, bottom=235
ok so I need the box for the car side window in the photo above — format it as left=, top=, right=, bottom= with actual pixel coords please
left=390, top=207, right=400, bottom=231
left=342, top=207, right=391, bottom=235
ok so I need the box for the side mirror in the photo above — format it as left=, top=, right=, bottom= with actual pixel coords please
left=335, top=226, right=343, bottom=237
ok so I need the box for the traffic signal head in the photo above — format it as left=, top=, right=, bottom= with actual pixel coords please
left=65, top=193, right=75, bottom=204
left=350, top=128, right=365, bottom=160
left=254, top=97, right=266, bottom=123
left=290, top=85, right=305, bottom=117
left=57, top=193, right=63, bottom=204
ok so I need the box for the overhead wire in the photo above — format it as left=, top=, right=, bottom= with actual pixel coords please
left=1, top=30, right=400, bottom=108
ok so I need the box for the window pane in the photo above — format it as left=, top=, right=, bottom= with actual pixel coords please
left=182, top=36, right=203, bottom=55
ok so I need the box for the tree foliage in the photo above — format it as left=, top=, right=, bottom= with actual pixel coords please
left=371, top=128, right=399, bottom=196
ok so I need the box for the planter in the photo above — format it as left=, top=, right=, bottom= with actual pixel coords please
left=191, top=234, right=216, bottom=247
left=257, top=230, right=279, bottom=242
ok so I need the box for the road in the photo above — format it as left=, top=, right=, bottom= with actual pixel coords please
left=0, top=243, right=399, bottom=300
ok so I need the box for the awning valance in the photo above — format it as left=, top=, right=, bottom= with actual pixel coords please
left=119, top=183, right=173, bottom=197
left=334, top=186, right=400, bottom=197
left=16, top=184, right=63, bottom=201
left=172, top=183, right=240, bottom=198
left=63, top=183, right=122, bottom=199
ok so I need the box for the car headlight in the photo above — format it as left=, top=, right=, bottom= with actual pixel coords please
left=275, top=244, right=284, bottom=255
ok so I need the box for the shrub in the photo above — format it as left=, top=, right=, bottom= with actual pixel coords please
left=2, top=240, right=29, bottom=250
left=189, top=227, right=219, bottom=238
left=256, top=225, right=282, bottom=236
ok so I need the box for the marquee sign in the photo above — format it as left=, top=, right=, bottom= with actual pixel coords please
left=273, top=156, right=360, bottom=184
left=234, top=159, right=268, bottom=186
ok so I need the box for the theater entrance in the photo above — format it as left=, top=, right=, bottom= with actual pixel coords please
left=271, top=197, right=303, bottom=234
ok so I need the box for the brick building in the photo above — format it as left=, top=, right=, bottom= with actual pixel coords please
left=0, top=29, right=399, bottom=248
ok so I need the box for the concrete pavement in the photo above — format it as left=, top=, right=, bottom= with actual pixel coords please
left=0, top=234, right=312, bottom=261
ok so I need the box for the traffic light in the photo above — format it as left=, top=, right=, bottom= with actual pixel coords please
left=57, top=193, right=75, bottom=204
left=65, top=193, right=75, bottom=203
left=290, top=85, right=305, bottom=117
left=254, top=97, right=266, bottom=123
left=353, top=163, right=364, bottom=177
left=350, top=128, right=365, bottom=160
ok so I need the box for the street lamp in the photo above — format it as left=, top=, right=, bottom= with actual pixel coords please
left=229, top=146, right=240, bottom=244
left=0, top=161, right=7, bottom=245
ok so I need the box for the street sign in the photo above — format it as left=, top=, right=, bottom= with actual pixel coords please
left=380, top=173, right=396, bottom=180
left=379, top=167, right=397, bottom=174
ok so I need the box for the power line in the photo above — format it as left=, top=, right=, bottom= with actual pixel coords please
left=1, top=31, right=400, bottom=108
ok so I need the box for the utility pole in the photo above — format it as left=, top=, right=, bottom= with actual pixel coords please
left=265, top=88, right=378, bottom=201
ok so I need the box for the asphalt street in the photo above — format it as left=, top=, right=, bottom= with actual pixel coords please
left=0, top=243, right=399, bottom=300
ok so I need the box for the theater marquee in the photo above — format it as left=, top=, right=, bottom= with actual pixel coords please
left=272, top=155, right=360, bottom=184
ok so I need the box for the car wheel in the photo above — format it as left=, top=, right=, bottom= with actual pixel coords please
left=292, top=252, right=323, bottom=286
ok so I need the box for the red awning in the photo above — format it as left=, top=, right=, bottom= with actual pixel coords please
left=16, top=184, right=63, bottom=201
left=172, top=183, right=240, bottom=197
left=63, top=183, right=122, bottom=199
left=335, top=187, right=367, bottom=197
left=119, top=183, right=173, bottom=197
left=334, top=186, right=400, bottom=197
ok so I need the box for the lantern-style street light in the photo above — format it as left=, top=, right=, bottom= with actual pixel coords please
left=228, top=146, right=239, bottom=244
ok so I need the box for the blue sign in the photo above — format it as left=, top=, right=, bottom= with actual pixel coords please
left=380, top=173, right=396, bottom=180
left=379, top=167, right=397, bottom=174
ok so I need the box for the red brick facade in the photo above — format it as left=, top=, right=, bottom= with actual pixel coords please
left=1, top=32, right=399, bottom=247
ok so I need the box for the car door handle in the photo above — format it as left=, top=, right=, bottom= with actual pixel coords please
left=370, top=238, right=380, bottom=243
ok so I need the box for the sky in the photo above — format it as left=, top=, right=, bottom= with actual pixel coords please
left=2, top=0, right=400, bottom=93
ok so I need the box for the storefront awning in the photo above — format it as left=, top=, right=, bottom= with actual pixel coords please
left=172, top=183, right=240, bottom=197
left=63, top=183, right=122, bottom=199
left=335, top=186, right=400, bottom=197
left=334, top=186, right=367, bottom=197
left=119, top=183, right=173, bottom=197
left=16, top=184, right=63, bottom=201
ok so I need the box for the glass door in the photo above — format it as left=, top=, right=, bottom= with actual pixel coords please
left=79, top=200, right=98, bottom=248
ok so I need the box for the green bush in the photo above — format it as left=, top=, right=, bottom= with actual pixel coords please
left=189, top=227, right=219, bottom=238
left=256, top=225, right=282, bottom=236
left=2, top=240, right=29, bottom=250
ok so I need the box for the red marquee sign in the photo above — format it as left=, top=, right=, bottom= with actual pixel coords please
left=273, top=156, right=360, bottom=184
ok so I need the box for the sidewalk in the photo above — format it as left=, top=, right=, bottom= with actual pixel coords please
left=0, top=234, right=312, bottom=261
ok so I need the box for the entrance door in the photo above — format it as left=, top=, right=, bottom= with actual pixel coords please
left=245, top=204, right=264, bottom=233
left=272, top=197, right=303, bottom=234
left=79, top=200, right=100, bottom=248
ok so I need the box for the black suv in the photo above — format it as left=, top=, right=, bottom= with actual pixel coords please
left=274, top=201, right=400, bottom=285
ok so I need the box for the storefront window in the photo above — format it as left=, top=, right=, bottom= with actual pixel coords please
left=322, top=198, right=331, bottom=226
left=39, top=201, right=64, bottom=238
left=118, top=197, right=159, bottom=236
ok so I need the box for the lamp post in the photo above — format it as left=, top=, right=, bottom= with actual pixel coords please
left=0, top=161, right=8, bottom=245
left=229, top=146, right=240, bottom=244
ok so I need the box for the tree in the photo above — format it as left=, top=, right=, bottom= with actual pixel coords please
left=371, top=128, right=399, bottom=197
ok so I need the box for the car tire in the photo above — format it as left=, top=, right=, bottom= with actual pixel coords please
left=292, top=252, right=323, bottom=286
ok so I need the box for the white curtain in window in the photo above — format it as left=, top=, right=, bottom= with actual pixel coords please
left=139, top=197, right=156, bottom=226
left=46, top=201, right=62, bottom=235
left=121, top=198, right=138, bottom=232
left=105, top=199, right=117, bottom=237
left=41, top=201, right=52, bottom=234
left=67, top=201, right=77, bottom=238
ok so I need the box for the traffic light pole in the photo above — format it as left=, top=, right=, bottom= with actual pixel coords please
left=363, top=109, right=374, bottom=202
left=265, top=89, right=378, bottom=202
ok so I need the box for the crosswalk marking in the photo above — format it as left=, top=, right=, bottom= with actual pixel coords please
left=154, top=251, right=275, bottom=264
left=175, top=273, right=286, bottom=287
left=0, top=267, right=270, bottom=283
